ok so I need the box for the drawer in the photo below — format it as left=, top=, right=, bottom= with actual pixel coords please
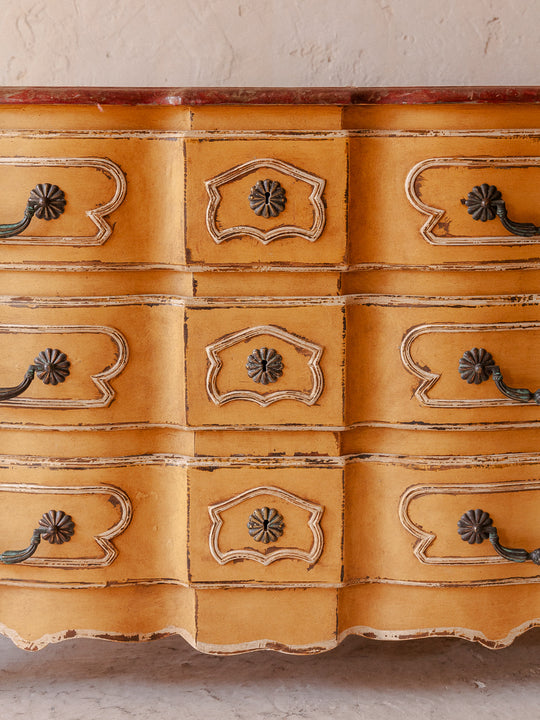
left=0, top=297, right=184, bottom=429
left=184, top=137, right=348, bottom=266
left=0, top=457, right=187, bottom=586
left=348, top=297, right=540, bottom=429
left=349, top=134, right=540, bottom=269
left=188, top=464, right=343, bottom=584
left=185, top=303, right=345, bottom=427
left=344, top=456, right=540, bottom=587
left=0, top=135, right=183, bottom=266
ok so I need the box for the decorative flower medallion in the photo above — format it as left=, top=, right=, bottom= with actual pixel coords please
left=34, top=348, right=71, bottom=385
left=457, top=509, right=493, bottom=544
left=38, top=510, right=75, bottom=544
left=247, top=507, right=284, bottom=544
left=248, top=179, right=287, bottom=218
left=458, top=347, right=496, bottom=384
left=28, top=183, right=67, bottom=221
left=246, top=347, right=283, bottom=385
left=462, top=183, right=504, bottom=222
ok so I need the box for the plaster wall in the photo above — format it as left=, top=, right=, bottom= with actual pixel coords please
left=0, top=0, right=538, bottom=87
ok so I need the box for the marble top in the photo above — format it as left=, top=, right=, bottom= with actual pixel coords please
left=2, top=86, right=540, bottom=105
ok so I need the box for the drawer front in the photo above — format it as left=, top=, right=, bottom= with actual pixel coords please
left=185, top=137, right=348, bottom=266
left=344, top=456, right=540, bottom=586
left=0, top=298, right=184, bottom=428
left=348, top=298, right=540, bottom=429
left=188, top=464, right=343, bottom=584
left=350, top=134, right=540, bottom=269
left=0, top=135, right=183, bottom=266
left=185, top=303, right=345, bottom=427
left=0, top=458, right=187, bottom=586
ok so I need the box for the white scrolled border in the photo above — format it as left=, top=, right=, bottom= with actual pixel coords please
left=0, top=156, right=126, bottom=246
left=399, top=480, right=540, bottom=568
left=205, top=324, right=324, bottom=407
left=406, top=156, right=540, bottom=246
left=205, top=157, right=326, bottom=245
left=208, top=485, right=324, bottom=566
left=401, top=321, right=540, bottom=409
left=0, top=483, right=132, bottom=568
left=0, top=323, right=129, bottom=409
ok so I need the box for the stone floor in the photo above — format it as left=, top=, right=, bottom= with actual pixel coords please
left=0, top=629, right=539, bottom=719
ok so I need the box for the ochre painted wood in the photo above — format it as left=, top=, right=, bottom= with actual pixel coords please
left=2, top=95, right=540, bottom=653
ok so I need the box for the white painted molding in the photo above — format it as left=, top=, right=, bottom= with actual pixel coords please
left=400, top=480, right=540, bottom=570
left=205, top=324, right=324, bottom=407
left=205, top=157, right=326, bottom=245
left=406, top=156, right=540, bottom=246
left=401, top=321, right=540, bottom=409
left=0, top=483, right=132, bottom=568
left=0, top=157, right=126, bottom=246
left=208, top=485, right=324, bottom=566
left=0, top=323, right=129, bottom=409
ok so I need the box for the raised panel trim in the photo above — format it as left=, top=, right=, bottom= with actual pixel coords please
left=205, top=158, right=326, bottom=245
left=208, top=485, right=324, bottom=566
left=205, top=324, right=324, bottom=407
left=0, top=157, right=126, bottom=246
left=0, top=324, right=129, bottom=409
left=0, top=483, right=132, bottom=568
left=406, top=156, right=540, bottom=246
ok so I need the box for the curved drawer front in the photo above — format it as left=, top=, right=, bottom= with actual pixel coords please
left=345, top=456, right=540, bottom=586
left=0, top=135, right=183, bottom=266
left=350, top=134, right=540, bottom=269
left=185, top=303, right=345, bottom=427
left=348, top=297, right=540, bottom=429
left=0, top=297, right=184, bottom=428
left=0, top=458, right=187, bottom=587
left=188, top=465, right=343, bottom=584
left=185, top=137, right=347, bottom=266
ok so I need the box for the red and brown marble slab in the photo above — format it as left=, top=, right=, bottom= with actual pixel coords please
left=2, top=86, right=540, bottom=106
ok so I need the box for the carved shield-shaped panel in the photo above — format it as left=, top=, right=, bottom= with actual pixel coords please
left=206, top=324, right=324, bottom=407
left=205, top=158, right=326, bottom=245
left=208, top=485, right=324, bottom=566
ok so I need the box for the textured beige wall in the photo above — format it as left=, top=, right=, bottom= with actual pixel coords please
left=1, top=0, right=539, bottom=87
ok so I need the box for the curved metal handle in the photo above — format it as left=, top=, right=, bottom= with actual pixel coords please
left=0, top=348, right=70, bottom=402
left=461, top=183, right=540, bottom=237
left=458, top=347, right=540, bottom=404
left=0, top=510, right=75, bottom=565
left=0, top=184, right=66, bottom=239
left=458, top=509, right=540, bottom=565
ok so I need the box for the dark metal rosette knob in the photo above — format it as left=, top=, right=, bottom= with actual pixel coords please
left=246, top=347, right=283, bottom=385
left=458, top=347, right=496, bottom=385
left=28, top=183, right=66, bottom=221
left=249, top=179, right=286, bottom=218
left=33, top=348, right=71, bottom=386
left=0, top=510, right=75, bottom=564
left=461, top=183, right=540, bottom=237
left=458, top=509, right=540, bottom=565
left=0, top=348, right=71, bottom=403
left=0, top=183, right=66, bottom=239
left=458, top=347, right=540, bottom=404
left=247, top=507, right=284, bottom=544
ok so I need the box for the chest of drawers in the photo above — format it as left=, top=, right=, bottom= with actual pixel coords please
left=2, top=86, right=540, bottom=652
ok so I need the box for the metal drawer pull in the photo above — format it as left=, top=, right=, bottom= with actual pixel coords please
left=0, top=183, right=66, bottom=239
left=0, top=348, right=70, bottom=402
left=248, top=180, right=286, bottom=218
left=458, top=347, right=540, bottom=404
left=461, top=183, right=540, bottom=237
left=458, top=509, right=540, bottom=564
left=0, top=510, right=75, bottom=565
left=247, top=507, right=284, bottom=544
